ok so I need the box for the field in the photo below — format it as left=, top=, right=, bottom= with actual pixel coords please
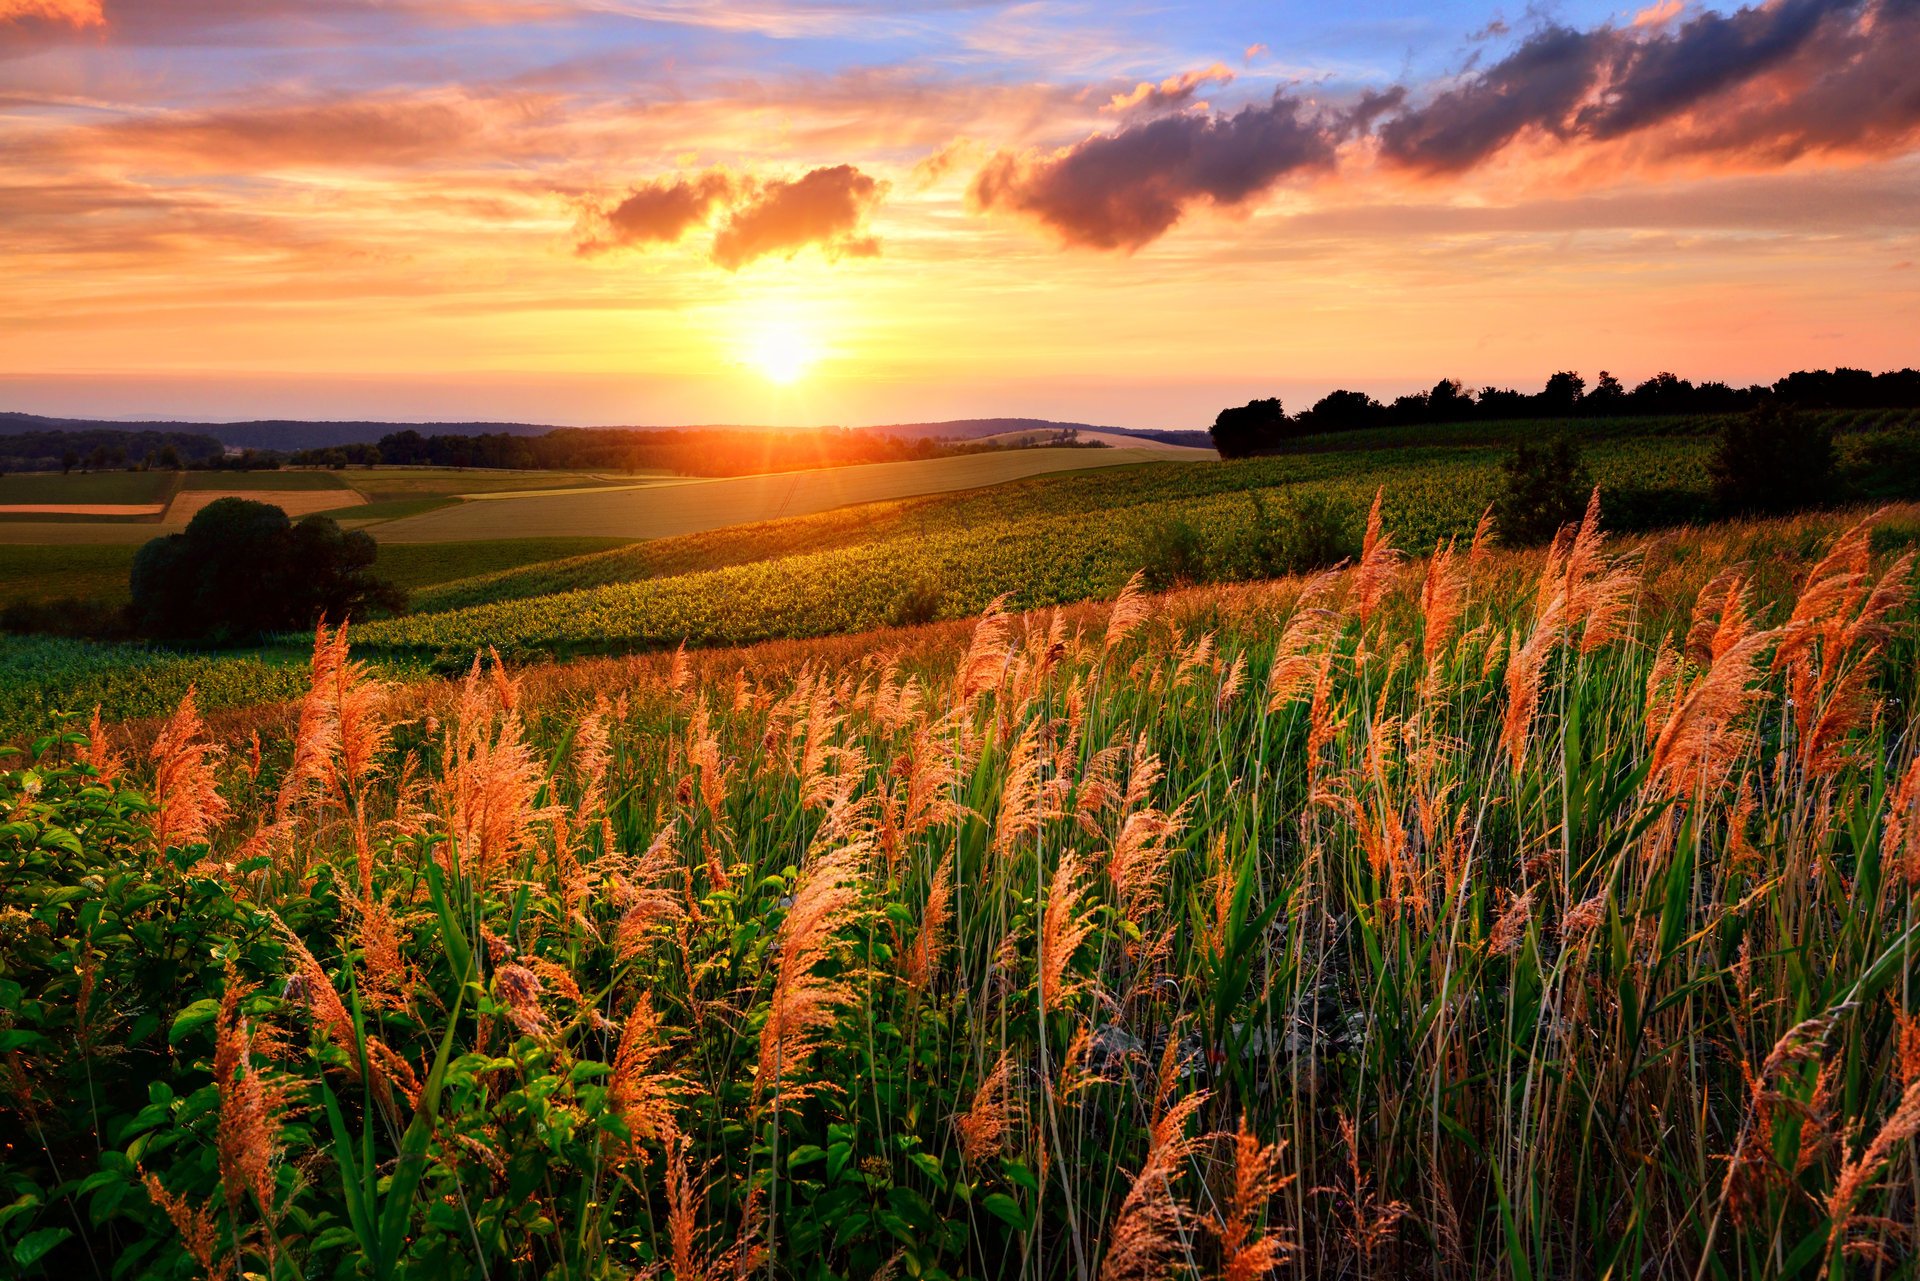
left=0, top=471, right=178, bottom=505
left=177, top=471, right=353, bottom=491
left=4, top=499, right=1919, bottom=1279
left=363, top=446, right=1203, bottom=543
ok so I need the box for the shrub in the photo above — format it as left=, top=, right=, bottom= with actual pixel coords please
left=1245, top=489, right=1359, bottom=576
left=1709, top=399, right=1836, bottom=514
left=1139, top=514, right=1209, bottom=589
left=130, top=497, right=406, bottom=643
left=888, top=574, right=947, bottom=627
left=1494, top=435, right=1592, bottom=544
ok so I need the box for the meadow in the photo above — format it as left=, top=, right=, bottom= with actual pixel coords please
left=4, top=495, right=1918, bottom=1280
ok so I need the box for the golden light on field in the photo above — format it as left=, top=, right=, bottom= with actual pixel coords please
left=740, top=316, right=823, bottom=386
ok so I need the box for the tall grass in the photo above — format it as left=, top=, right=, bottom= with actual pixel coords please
left=4, top=498, right=1919, bottom=1279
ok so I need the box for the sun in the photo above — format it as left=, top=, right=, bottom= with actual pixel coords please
left=741, top=317, right=822, bottom=385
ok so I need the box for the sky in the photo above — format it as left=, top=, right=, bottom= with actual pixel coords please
left=1, top=0, right=1917, bottom=429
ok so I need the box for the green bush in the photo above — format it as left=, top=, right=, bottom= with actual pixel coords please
left=1244, top=489, right=1359, bottom=576
left=1494, top=435, right=1592, bottom=544
left=1709, top=400, right=1836, bottom=514
left=1138, top=515, right=1209, bottom=589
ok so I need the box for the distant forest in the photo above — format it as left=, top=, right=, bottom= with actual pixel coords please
left=299, top=426, right=1095, bottom=475
left=0, top=429, right=225, bottom=474
left=1213, top=366, right=1920, bottom=455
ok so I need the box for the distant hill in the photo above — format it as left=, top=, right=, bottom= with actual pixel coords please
left=0, top=411, right=1192, bottom=452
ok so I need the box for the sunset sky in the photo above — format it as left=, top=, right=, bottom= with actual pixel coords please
left=2, top=0, right=1916, bottom=428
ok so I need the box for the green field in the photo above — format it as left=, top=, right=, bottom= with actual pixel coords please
left=0, top=544, right=140, bottom=607
left=0, top=471, right=178, bottom=506
left=0, top=536, right=632, bottom=609
left=177, top=470, right=350, bottom=491
left=364, top=446, right=1201, bottom=542
left=5, top=410, right=1919, bottom=734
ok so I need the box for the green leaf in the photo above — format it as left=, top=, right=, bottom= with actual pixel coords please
left=981, top=1193, right=1028, bottom=1233
left=786, top=1144, right=827, bottom=1171
left=168, top=998, right=221, bottom=1045
left=12, top=1227, right=73, bottom=1268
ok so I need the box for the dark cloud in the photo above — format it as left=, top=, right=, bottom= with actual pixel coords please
left=969, top=91, right=1339, bottom=251
left=1375, top=24, right=1607, bottom=173
left=581, top=163, right=885, bottom=269
left=582, top=171, right=735, bottom=254
left=711, top=164, right=883, bottom=269
left=1377, top=0, right=1920, bottom=173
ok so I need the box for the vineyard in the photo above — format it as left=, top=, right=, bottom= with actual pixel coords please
left=4, top=495, right=1919, bottom=1278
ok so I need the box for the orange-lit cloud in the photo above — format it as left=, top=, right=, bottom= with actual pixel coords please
left=1633, top=0, right=1685, bottom=27
left=712, top=165, right=884, bottom=269
left=1104, top=64, right=1234, bottom=114
left=0, top=0, right=101, bottom=26
left=581, top=171, right=737, bottom=253
left=579, top=164, right=886, bottom=269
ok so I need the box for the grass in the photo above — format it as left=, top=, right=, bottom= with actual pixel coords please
left=0, top=471, right=178, bottom=505
left=4, top=501, right=1919, bottom=1279
left=0, top=544, right=138, bottom=606
left=351, top=467, right=662, bottom=502
left=365, top=447, right=1199, bottom=543
left=178, top=471, right=351, bottom=491
left=374, top=536, right=634, bottom=594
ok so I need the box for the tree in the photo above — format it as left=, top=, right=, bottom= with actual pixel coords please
left=61, top=449, right=77, bottom=475
left=1586, top=371, right=1626, bottom=414
left=1708, top=399, right=1835, bottom=515
left=1297, top=389, right=1384, bottom=434
left=1209, top=398, right=1288, bottom=459
left=1494, top=435, right=1592, bottom=545
left=130, top=497, right=405, bottom=643
left=1539, top=370, right=1585, bottom=414
left=1427, top=378, right=1473, bottom=420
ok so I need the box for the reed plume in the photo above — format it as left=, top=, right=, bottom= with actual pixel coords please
left=956, top=1049, right=1020, bottom=1165
left=608, top=993, right=683, bottom=1148
left=1104, top=569, right=1151, bottom=653
left=141, top=1172, right=221, bottom=1277
left=1099, top=1041, right=1208, bottom=1281
left=1825, top=1077, right=1920, bottom=1261
left=755, top=843, right=866, bottom=1098
left=1206, top=1116, right=1294, bottom=1281
left=149, top=686, right=229, bottom=850
left=1351, top=488, right=1401, bottom=627
left=903, top=855, right=952, bottom=997
left=212, top=971, right=296, bottom=1253
left=1039, top=850, right=1095, bottom=1014
left=83, top=704, right=122, bottom=784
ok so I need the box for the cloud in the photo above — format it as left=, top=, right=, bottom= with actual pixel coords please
left=1244, top=42, right=1268, bottom=62
left=95, top=94, right=516, bottom=169
left=581, top=170, right=736, bottom=253
left=1, top=0, right=102, bottom=25
left=968, top=90, right=1341, bottom=251
left=581, top=163, right=885, bottom=269
left=711, top=164, right=884, bottom=269
left=1104, top=63, right=1234, bottom=114
left=1633, top=0, right=1685, bottom=28
left=1377, top=0, right=1920, bottom=175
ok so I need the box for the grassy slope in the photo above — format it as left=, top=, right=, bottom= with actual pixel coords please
left=366, top=434, right=1707, bottom=655
left=0, top=471, right=178, bottom=505
left=177, top=471, right=349, bottom=491
left=361, top=446, right=1196, bottom=543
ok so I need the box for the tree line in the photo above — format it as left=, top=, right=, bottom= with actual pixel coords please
left=1210, top=365, right=1920, bottom=457
left=292, top=426, right=1093, bottom=475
